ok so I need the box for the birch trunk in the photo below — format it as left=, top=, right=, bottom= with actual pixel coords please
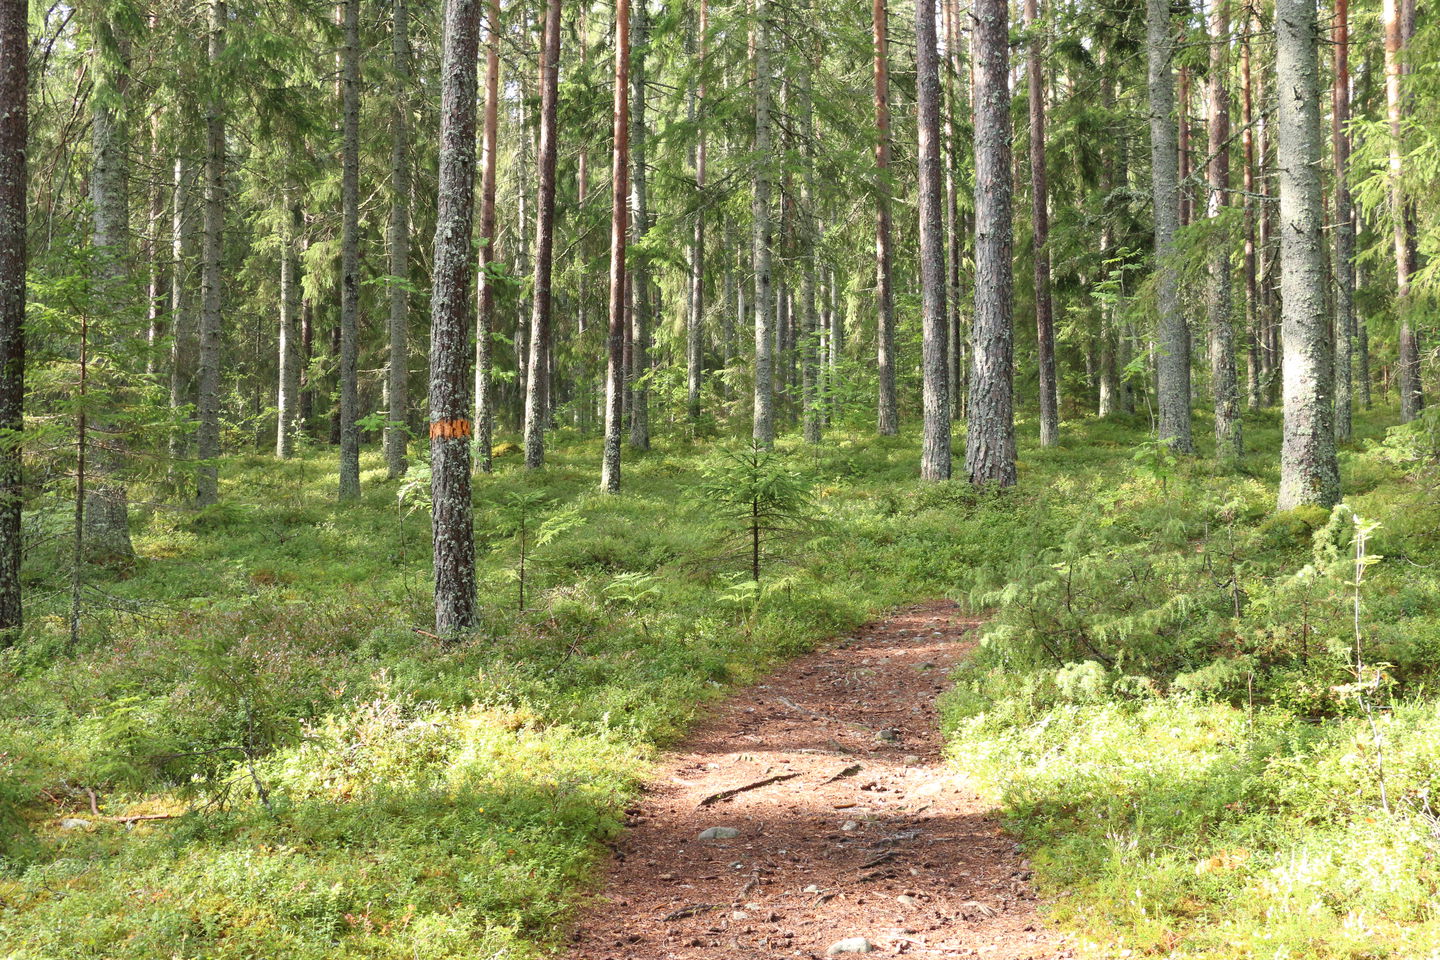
left=687, top=0, right=707, bottom=426
left=428, top=0, right=481, bottom=633
left=918, top=0, right=949, bottom=478
left=474, top=0, right=499, bottom=473
left=965, top=0, right=1016, bottom=487
left=337, top=0, right=361, bottom=499
left=872, top=0, right=897, bottom=436
left=1242, top=20, right=1261, bottom=409
left=751, top=0, right=774, bottom=447
left=169, top=153, right=196, bottom=467
left=1025, top=0, right=1057, bottom=448
left=1275, top=0, right=1340, bottom=510
left=276, top=201, right=302, bottom=459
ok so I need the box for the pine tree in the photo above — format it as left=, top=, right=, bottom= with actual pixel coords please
left=917, top=0, right=949, bottom=479
left=0, top=0, right=25, bottom=637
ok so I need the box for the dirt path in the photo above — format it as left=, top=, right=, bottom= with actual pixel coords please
left=566, top=600, right=1068, bottom=959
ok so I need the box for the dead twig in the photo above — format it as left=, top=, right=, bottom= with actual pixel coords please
left=698, top=772, right=799, bottom=807
left=661, top=903, right=719, bottom=922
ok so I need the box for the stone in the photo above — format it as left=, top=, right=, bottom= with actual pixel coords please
left=826, top=937, right=874, bottom=955
left=696, top=826, right=740, bottom=840
left=59, top=818, right=91, bottom=830
left=841, top=820, right=860, bottom=832
left=897, top=894, right=919, bottom=908
left=875, top=728, right=899, bottom=742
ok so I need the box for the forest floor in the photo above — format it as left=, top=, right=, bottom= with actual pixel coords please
left=568, top=600, right=1063, bottom=960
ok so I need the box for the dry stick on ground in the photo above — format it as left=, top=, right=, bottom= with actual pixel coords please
left=696, top=772, right=799, bottom=807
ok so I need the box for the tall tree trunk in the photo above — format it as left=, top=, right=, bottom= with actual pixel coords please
left=800, top=38, right=821, bottom=445
left=276, top=201, right=302, bottom=459
left=1384, top=0, right=1421, bottom=421
left=1275, top=0, right=1340, bottom=510
left=169, top=153, right=197, bottom=469
left=195, top=0, right=227, bottom=507
left=628, top=0, right=650, bottom=451
left=337, top=0, right=361, bottom=499
left=145, top=114, right=166, bottom=378
left=918, top=0, right=949, bottom=477
left=385, top=0, right=412, bottom=478
left=1148, top=0, right=1193, bottom=452
left=428, top=0, right=481, bottom=633
left=965, top=0, right=1016, bottom=487
left=601, top=0, right=631, bottom=491
left=687, top=0, right=707, bottom=427
left=943, top=0, right=966, bottom=421
left=0, top=0, right=25, bottom=637
left=1242, top=19, right=1261, bottom=409
left=523, top=0, right=561, bottom=469
left=1207, top=0, right=1241, bottom=462
left=1025, top=0, right=1057, bottom=447
left=751, top=0, right=774, bottom=447
left=1332, top=0, right=1353, bottom=441
left=872, top=0, right=898, bottom=436
left=474, top=0, right=499, bottom=473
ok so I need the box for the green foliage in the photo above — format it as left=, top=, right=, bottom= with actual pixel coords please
left=696, top=441, right=817, bottom=580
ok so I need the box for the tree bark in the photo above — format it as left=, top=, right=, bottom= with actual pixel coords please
left=1275, top=0, right=1340, bottom=510
left=965, top=0, right=1016, bottom=487
left=337, top=0, right=361, bottom=499
left=800, top=38, right=821, bottom=446
left=0, top=0, right=25, bottom=637
left=1332, top=0, right=1353, bottom=442
left=276, top=201, right=302, bottom=459
left=751, top=0, right=774, bottom=447
left=1207, top=0, right=1241, bottom=462
left=918, top=0, right=949, bottom=478
left=872, top=0, right=897, bottom=436
left=1025, top=0, right=1057, bottom=448
left=1147, top=0, right=1192, bottom=452
left=600, top=0, right=631, bottom=492
left=428, top=0, right=481, bottom=633
left=169, top=151, right=196, bottom=468
left=523, top=0, right=561, bottom=469
left=687, top=0, right=708, bottom=427
left=943, top=0, right=967, bottom=421
left=385, top=0, right=412, bottom=478
left=628, top=0, right=651, bottom=452
left=474, top=0, right=500, bottom=474
left=1241, top=18, right=1261, bottom=410
left=1384, top=0, right=1422, bottom=422
left=195, top=0, right=226, bottom=507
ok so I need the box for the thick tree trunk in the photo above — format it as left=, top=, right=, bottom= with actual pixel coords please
left=337, top=0, right=361, bottom=499
left=0, top=0, right=25, bottom=637
left=965, top=0, right=1016, bottom=487
left=600, top=0, right=631, bottom=492
left=276, top=201, right=302, bottom=459
left=474, top=0, right=500, bottom=474
left=1333, top=0, right=1353, bottom=441
left=428, top=0, right=481, bottom=633
left=1384, top=0, right=1422, bottom=422
left=523, top=0, right=561, bottom=469
left=385, top=0, right=412, bottom=478
left=687, top=0, right=708, bottom=426
left=1275, top=0, right=1340, bottom=510
left=1147, top=0, right=1192, bottom=452
left=1025, top=0, right=1057, bottom=448
left=918, top=0, right=949, bottom=478
left=1207, top=0, right=1241, bottom=462
left=872, top=0, right=897, bottom=436
left=628, top=0, right=651, bottom=452
left=751, top=0, right=774, bottom=447
left=195, top=0, right=227, bottom=507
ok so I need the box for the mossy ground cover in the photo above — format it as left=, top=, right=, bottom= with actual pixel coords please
left=1, top=406, right=1437, bottom=958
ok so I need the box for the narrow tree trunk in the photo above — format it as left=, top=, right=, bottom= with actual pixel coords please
left=600, top=0, right=631, bottom=492
left=917, top=0, right=949, bottom=477
left=1356, top=225, right=1371, bottom=410
left=169, top=153, right=195, bottom=467
left=1242, top=19, right=1261, bottom=409
left=523, top=0, right=561, bottom=469
left=799, top=42, right=821, bottom=446
left=1275, top=0, right=1340, bottom=510
left=337, top=0, right=361, bottom=499
left=1384, top=0, right=1421, bottom=421
left=944, top=0, right=967, bottom=422
left=965, top=0, right=1016, bottom=487
left=687, top=0, right=708, bottom=426
left=145, top=113, right=166, bottom=378
left=474, top=0, right=500, bottom=474
left=872, top=0, right=897, bottom=436
left=195, top=0, right=226, bottom=507
left=0, top=0, right=25, bottom=637
left=385, top=0, right=412, bottom=478
left=1333, top=0, right=1353, bottom=441
left=1207, top=0, right=1241, bottom=462
left=1024, top=0, right=1057, bottom=448
left=1148, top=0, right=1193, bottom=452
left=628, top=0, right=650, bottom=452
left=751, top=0, right=774, bottom=447
left=429, top=0, right=481, bottom=633
left=276, top=201, right=302, bottom=459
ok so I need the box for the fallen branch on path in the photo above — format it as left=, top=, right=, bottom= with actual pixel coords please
left=698, top=772, right=799, bottom=807
left=661, top=903, right=720, bottom=922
